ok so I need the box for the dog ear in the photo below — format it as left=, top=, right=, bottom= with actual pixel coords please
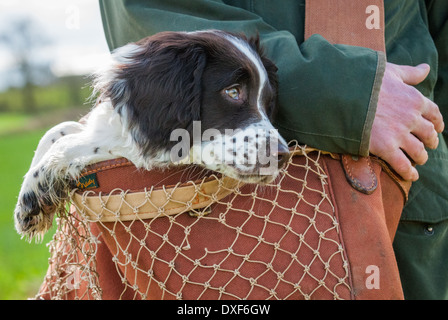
left=105, top=33, right=207, bottom=157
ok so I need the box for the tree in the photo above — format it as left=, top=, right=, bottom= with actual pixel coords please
left=0, top=17, right=52, bottom=113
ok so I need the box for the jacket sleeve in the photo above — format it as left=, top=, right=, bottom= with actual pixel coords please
left=99, top=0, right=385, bottom=156
left=426, top=0, right=448, bottom=137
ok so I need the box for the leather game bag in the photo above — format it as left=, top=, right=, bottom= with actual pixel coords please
left=36, top=0, right=410, bottom=300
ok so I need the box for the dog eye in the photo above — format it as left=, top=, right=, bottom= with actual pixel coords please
left=225, top=87, right=241, bottom=100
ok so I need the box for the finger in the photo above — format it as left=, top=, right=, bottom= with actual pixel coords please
left=383, top=148, right=419, bottom=181
left=395, top=63, right=430, bottom=86
left=401, top=133, right=429, bottom=165
left=422, top=99, right=445, bottom=133
left=412, top=117, right=439, bottom=150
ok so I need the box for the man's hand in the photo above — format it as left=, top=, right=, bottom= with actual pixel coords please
left=370, top=63, right=444, bottom=181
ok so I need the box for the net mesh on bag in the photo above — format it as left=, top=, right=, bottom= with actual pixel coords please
left=35, top=144, right=353, bottom=300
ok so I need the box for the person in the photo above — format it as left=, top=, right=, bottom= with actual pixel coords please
left=98, top=0, right=448, bottom=300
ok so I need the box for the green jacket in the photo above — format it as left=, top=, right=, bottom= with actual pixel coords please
left=99, top=0, right=448, bottom=299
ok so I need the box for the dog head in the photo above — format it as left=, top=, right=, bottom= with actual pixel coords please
left=93, top=30, right=290, bottom=183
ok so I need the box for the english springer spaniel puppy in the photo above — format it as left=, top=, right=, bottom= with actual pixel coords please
left=14, top=30, right=290, bottom=241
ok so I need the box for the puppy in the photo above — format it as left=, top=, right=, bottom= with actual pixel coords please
left=14, top=30, right=290, bottom=241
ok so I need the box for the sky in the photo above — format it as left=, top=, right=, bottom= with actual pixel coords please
left=0, top=0, right=111, bottom=91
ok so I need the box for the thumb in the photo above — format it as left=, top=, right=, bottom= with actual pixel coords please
left=396, top=63, right=430, bottom=86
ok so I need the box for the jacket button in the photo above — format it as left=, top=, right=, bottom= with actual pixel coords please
left=424, top=225, right=434, bottom=235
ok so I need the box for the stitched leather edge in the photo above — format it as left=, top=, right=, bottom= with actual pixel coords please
left=341, top=155, right=378, bottom=195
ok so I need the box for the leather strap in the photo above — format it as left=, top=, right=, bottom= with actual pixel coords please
left=304, top=0, right=413, bottom=199
left=341, top=155, right=411, bottom=202
left=341, top=155, right=378, bottom=195
left=72, top=175, right=241, bottom=222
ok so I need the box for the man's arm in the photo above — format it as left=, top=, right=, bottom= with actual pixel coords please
left=370, top=63, right=443, bottom=181
left=368, top=0, right=447, bottom=181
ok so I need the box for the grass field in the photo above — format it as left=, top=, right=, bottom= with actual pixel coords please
left=0, top=114, right=32, bottom=135
left=0, top=108, right=96, bottom=300
left=0, top=77, right=93, bottom=299
left=0, top=117, right=57, bottom=300
left=0, top=77, right=91, bottom=114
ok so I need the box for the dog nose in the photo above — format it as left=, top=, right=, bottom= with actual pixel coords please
left=274, top=143, right=290, bottom=169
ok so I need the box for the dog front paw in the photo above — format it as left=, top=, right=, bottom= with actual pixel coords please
left=14, top=170, right=67, bottom=241
left=14, top=192, right=55, bottom=242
